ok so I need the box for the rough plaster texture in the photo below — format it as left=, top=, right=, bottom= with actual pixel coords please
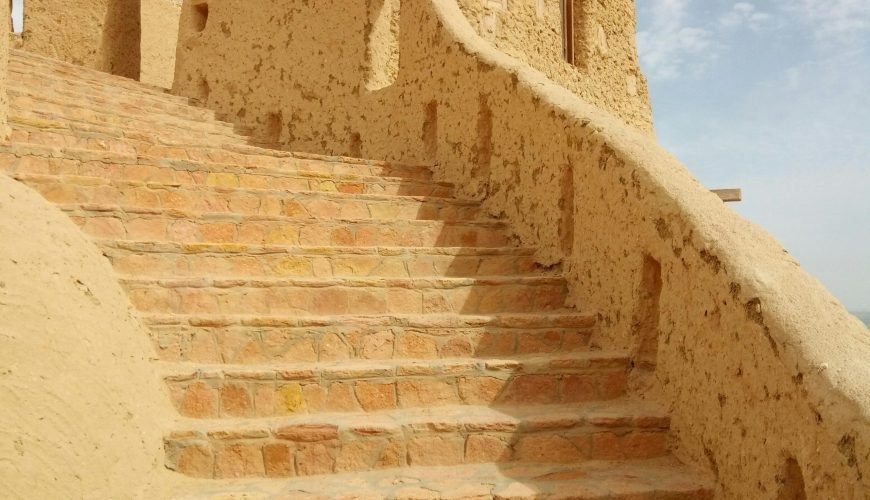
left=0, top=174, right=176, bottom=499
left=141, top=0, right=183, bottom=88
left=174, top=0, right=870, bottom=497
left=456, top=0, right=653, bottom=133
left=11, top=0, right=109, bottom=69
left=1, top=0, right=9, bottom=139
left=12, top=0, right=180, bottom=86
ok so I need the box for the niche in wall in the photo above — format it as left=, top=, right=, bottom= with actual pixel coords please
left=364, top=0, right=400, bottom=91
left=561, top=0, right=593, bottom=68
left=191, top=2, right=209, bottom=33
left=101, top=0, right=142, bottom=79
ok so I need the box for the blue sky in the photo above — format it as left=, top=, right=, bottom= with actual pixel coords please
left=636, top=0, right=869, bottom=311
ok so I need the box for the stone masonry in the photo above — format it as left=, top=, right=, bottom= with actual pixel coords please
left=0, top=49, right=715, bottom=498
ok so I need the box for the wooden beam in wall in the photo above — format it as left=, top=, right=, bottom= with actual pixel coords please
left=712, top=189, right=742, bottom=202
left=562, top=0, right=575, bottom=64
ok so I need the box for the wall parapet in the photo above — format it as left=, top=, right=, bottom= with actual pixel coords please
left=173, top=1, right=870, bottom=497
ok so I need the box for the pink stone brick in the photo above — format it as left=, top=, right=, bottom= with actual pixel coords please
left=214, top=443, right=264, bottom=478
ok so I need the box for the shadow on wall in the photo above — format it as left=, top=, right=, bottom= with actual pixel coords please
left=102, top=0, right=142, bottom=79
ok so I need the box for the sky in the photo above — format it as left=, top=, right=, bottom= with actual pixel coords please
left=636, top=0, right=869, bottom=312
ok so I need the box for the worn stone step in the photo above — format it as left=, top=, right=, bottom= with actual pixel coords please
left=162, top=352, right=628, bottom=418
left=10, top=49, right=189, bottom=100
left=164, top=400, right=671, bottom=479
left=14, top=173, right=481, bottom=221
left=55, top=204, right=508, bottom=247
left=120, top=276, right=566, bottom=316
left=168, top=457, right=713, bottom=499
left=7, top=65, right=218, bottom=122
left=99, top=241, right=542, bottom=279
left=142, top=312, right=596, bottom=364
left=2, top=134, right=439, bottom=186
left=9, top=93, right=241, bottom=142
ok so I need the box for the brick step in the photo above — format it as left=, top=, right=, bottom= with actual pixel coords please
left=7, top=116, right=231, bottom=156
left=14, top=173, right=481, bottom=222
left=142, top=312, right=595, bottom=364
left=8, top=66, right=218, bottom=122
left=9, top=93, right=241, bottom=141
left=10, top=49, right=190, bottom=100
left=120, top=276, right=566, bottom=316
left=56, top=205, right=507, bottom=247
left=163, top=352, right=628, bottom=418
left=168, top=457, right=713, bottom=499
left=164, top=399, right=670, bottom=479
left=100, top=241, right=542, bottom=280
left=3, top=134, right=439, bottom=185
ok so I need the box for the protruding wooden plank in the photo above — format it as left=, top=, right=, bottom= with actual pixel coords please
left=712, top=188, right=742, bottom=202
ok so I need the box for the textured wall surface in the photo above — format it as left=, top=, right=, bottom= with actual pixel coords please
left=455, top=0, right=653, bottom=133
left=173, top=1, right=870, bottom=497
left=141, top=0, right=183, bottom=88
left=12, top=0, right=110, bottom=69
left=1, top=0, right=9, bottom=139
left=0, top=174, right=174, bottom=499
left=12, top=0, right=180, bottom=86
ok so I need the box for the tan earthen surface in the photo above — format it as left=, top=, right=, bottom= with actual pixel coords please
left=0, top=171, right=174, bottom=499
left=1, top=48, right=714, bottom=498
left=172, top=0, right=870, bottom=497
left=12, top=0, right=181, bottom=87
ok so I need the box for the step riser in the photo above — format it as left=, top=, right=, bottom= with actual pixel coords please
left=166, top=365, right=627, bottom=418
left=17, top=177, right=481, bottom=221
left=107, top=251, right=538, bottom=279
left=66, top=211, right=508, bottom=247
left=2, top=135, right=440, bottom=185
left=149, top=324, right=593, bottom=363
left=165, top=424, right=667, bottom=479
left=8, top=68, right=216, bottom=121
left=124, top=281, right=566, bottom=316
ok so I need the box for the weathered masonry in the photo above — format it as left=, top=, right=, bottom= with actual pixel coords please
left=0, top=1, right=867, bottom=499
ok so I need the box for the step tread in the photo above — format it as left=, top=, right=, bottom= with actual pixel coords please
left=169, top=458, right=713, bottom=500
left=1, top=141, right=448, bottom=189
left=13, top=172, right=477, bottom=206
left=10, top=50, right=184, bottom=97
left=167, top=398, right=668, bottom=437
left=100, top=240, right=535, bottom=256
left=142, top=312, right=597, bottom=329
left=121, top=275, right=564, bottom=288
left=58, top=203, right=502, bottom=227
left=161, top=351, right=629, bottom=382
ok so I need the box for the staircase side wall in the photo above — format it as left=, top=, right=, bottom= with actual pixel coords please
left=1, top=0, right=9, bottom=139
left=140, top=0, right=182, bottom=88
left=455, top=0, right=653, bottom=134
left=11, top=0, right=110, bottom=70
left=11, top=0, right=180, bottom=86
left=172, top=0, right=870, bottom=497
left=0, top=173, right=175, bottom=499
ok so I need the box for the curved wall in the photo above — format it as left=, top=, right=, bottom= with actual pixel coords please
left=173, top=0, right=870, bottom=497
left=0, top=173, right=173, bottom=499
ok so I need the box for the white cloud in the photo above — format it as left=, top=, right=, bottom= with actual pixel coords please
left=782, top=0, right=870, bottom=44
left=638, top=0, right=717, bottom=81
left=720, top=2, right=773, bottom=31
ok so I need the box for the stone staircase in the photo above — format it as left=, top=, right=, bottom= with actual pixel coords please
left=0, top=49, right=713, bottom=499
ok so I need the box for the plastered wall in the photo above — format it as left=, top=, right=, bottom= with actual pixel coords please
left=1, top=0, right=9, bottom=139
left=173, top=0, right=868, bottom=497
left=456, top=0, right=653, bottom=133
left=12, top=0, right=181, bottom=87
left=140, top=0, right=183, bottom=88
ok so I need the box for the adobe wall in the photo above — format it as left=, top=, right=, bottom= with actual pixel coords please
left=11, top=0, right=111, bottom=69
left=173, top=1, right=870, bottom=497
left=140, top=0, right=183, bottom=88
left=0, top=174, right=175, bottom=499
left=12, top=0, right=180, bottom=87
left=455, top=0, right=653, bottom=133
left=1, top=0, right=9, bottom=139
